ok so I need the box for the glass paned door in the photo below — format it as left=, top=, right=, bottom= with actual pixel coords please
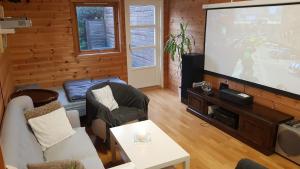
left=125, top=0, right=162, bottom=88
left=129, top=5, right=156, bottom=68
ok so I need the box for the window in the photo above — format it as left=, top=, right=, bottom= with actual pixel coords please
left=72, top=2, right=120, bottom=56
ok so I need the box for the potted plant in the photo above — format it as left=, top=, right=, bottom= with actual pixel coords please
left=164, top=23, right=195, bottom=97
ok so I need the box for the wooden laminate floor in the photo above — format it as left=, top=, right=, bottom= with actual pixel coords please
left=98, top=88, right=300, bottom=169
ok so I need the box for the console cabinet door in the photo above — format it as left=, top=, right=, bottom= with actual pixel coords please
left=188, top=94, right=207, bottom=114
left=239, top=115, right=274, bottom=148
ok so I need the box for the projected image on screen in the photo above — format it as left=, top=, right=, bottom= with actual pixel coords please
left=205, top=4, right=300, bottom=96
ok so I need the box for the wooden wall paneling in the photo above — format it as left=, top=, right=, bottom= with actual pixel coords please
left=0, top=64, right=14, bottom=169
left=2, top=0, right=127, bottom=88
left=0, top=12, right=16, bottom=169
left=0, top=88, right=4, bottom=122
left=167, top=0, right=300, bottom=118
left=0, top=54, right=14, bottom=104
left=0, top=69, right=8, bottom=169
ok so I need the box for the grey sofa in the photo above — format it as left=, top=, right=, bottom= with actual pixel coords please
left=0, top=96, right=105, bottom=169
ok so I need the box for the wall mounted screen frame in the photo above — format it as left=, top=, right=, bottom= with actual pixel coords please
left=204, top=2, right=300, bottom=100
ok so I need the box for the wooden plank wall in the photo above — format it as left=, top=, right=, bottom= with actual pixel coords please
left=0, top=90, right=3, bottom=121
left=167, top=0, right=300, bottom=118
left=2, top=0, right=127, bottom=88
left=0, top=5, right=15, bottom=169
left=0, top=52, right=15, bottom=121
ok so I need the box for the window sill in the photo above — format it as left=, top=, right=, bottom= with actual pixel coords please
left=76, top=50, right=122, bottom=58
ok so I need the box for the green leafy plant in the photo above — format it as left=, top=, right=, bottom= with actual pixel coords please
left=164, top=23, right=195, bottom=71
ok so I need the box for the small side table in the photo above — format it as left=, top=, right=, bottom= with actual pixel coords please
left=11, top=89, right=59, bottom=107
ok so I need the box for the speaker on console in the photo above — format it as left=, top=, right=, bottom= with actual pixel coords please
left=181, top=53, right=204, bottom=104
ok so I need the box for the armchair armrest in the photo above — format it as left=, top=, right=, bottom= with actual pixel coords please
left=66, top=110, right=81, bottom=128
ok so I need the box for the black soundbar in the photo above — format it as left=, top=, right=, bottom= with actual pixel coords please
left=219, top=88, right=253, bottom=105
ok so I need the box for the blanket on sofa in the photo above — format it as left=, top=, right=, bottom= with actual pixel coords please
left=63, top=77, right=126, bottom=102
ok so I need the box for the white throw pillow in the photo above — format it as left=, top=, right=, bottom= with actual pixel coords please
left=28, top=107, right=76, bottom=151
left=92, top=85, right=119, bottom=111
left=6, top=165, right=18, bottom=169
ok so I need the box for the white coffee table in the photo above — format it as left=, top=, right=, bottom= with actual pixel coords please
left=110, top=120, right=190, bottom=169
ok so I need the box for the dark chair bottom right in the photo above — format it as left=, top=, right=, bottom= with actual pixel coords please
left=236, top=159, right=268, bottom=169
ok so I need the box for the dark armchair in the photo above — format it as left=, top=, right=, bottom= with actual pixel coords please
left=235, top=159, right=268, bottom=169
left=86, top=82, right=149, bottom=140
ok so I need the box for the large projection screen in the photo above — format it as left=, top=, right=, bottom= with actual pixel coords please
left=205, top=4, right=300, bottom=97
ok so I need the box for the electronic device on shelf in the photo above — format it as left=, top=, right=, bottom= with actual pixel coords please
left=211, top=107, right=239, bottom=129
left=276, top=120, right=300, bottom=165
left=192, top=81, right=214, bottom=95
left=219, top=88, right=253, bottom=105
left=0, top=17, right=32, bottom=29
